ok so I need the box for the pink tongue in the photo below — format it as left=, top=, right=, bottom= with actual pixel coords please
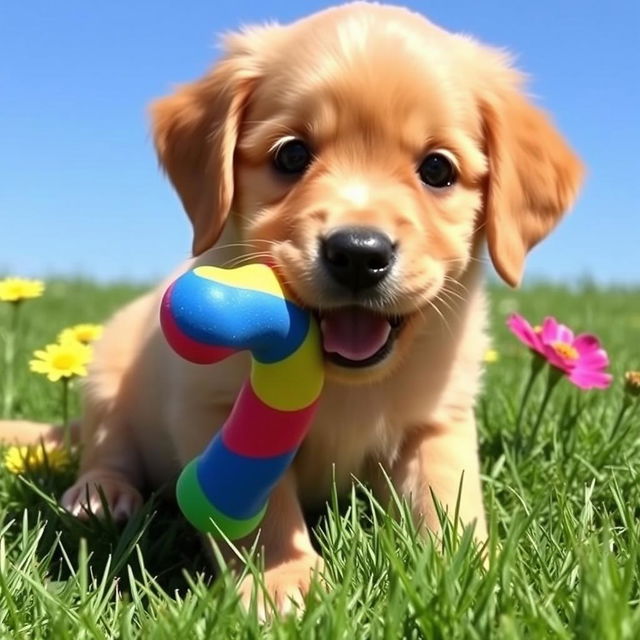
left=320, top=308, right=391, bottom=361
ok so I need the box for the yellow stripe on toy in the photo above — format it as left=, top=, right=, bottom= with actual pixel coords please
left=251, top=321, right=323, bottom=411
left=194, top=264, right=287, bottom=299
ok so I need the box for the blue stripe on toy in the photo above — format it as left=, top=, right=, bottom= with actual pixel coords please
left=196, top=436, right=296, bottom=520
left=169, top=270, right=310, bottom=364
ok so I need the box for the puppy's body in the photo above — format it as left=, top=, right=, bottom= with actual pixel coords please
left=73, top=224, right=486, bottom=507
left=53, top=2, right=582, bottom=609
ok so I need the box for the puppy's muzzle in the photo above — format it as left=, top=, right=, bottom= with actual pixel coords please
left=314, top=226, right=404, bottom=369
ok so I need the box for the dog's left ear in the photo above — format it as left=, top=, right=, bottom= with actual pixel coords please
left=480, top=84, right=584, bottom=287
left=150, top=56, right=254, bottom=256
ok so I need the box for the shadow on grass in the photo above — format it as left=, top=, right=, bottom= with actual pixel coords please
left=0, top=461, right=210, bottom=596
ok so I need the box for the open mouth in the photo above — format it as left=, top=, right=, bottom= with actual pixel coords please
left=316, top=307, right=406, bottom=368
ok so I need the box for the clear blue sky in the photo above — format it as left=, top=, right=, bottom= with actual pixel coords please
left=2, top=0, right=639, bottom=284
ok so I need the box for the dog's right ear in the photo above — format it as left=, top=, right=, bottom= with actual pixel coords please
left=150, top=32, right=267, bottom=256
left=480, top=87, right=584, bottom=287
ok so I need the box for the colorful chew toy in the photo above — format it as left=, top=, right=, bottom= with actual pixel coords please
left=160, top=264, right=324, bottom=539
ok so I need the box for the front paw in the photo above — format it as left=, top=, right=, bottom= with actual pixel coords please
left=61, top=470, right=143, bottom=521
left=239, top=553, right=324, bottom=619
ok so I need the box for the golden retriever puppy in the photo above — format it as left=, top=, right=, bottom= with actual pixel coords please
left=56, top=1, right=582, bottom=609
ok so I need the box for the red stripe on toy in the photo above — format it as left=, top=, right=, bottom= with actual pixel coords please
left=160, top=285, right=235, bottom=365
left=222, top=382, right=318, bottom=458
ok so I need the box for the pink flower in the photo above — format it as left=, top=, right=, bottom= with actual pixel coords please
left=507, top=314, right=612, bottom=390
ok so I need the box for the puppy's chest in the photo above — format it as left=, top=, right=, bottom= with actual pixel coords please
left=293, top=388, right=409, bottom=505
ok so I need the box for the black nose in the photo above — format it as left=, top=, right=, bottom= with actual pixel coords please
left=321, top=226, right=395, bottom=291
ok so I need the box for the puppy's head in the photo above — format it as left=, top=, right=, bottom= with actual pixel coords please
left=151, top=2, right=583, bottom=382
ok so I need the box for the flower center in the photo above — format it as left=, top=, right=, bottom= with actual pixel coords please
left=552, top=341, right=578, bottom=361
left=52, top=353, right=76, bottom=370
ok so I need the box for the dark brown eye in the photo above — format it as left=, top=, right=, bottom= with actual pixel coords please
left=273, top=139, right=312, bottom=175
left=418, top=152, right=457, bottom=188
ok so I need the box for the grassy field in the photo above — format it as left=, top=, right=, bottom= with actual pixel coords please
left=0, top=278, right=639, bottom=638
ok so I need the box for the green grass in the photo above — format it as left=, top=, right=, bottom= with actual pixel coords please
left=1, top=278, right=639, bottom=638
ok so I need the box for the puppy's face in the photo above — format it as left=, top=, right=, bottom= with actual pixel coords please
left=152, top=4, right=583, bottom=383
left=234, top=35, right=487, bottom=380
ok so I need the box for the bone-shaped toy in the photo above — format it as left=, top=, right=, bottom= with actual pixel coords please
left=160, top=264, right=324, bottom=539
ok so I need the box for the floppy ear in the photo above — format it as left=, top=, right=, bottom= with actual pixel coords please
left=481, top=86, right=584, bottom=287
left=150, top=45, right=258, bottom=256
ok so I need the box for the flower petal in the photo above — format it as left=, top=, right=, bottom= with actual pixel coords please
left=578, top=355, right=609, bottom=373
left=568, top=367, right=613, bottom=390
left=573, top=334, right=610, bottom=369
left=573, top=333, right=606, bottom=355
left=541, top=317, right=560, bottom=344
left=30, top=360, right=48, bottom=373
left=578, top=351, right=609, bottom=369
left=556, top=324, right=575, bottom=344
left=507, top=314, right=543, bottom=352
left=541, top=316, right=575, bottom=345
left=573, top=334, right=600, bottom=352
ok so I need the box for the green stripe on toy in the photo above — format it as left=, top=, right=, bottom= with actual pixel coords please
left=176, top=460, right=268, bottom=539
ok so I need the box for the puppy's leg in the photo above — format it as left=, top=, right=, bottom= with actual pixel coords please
left=233, top=473, right=321, bottom=618
left=61, top=402, right=144, bottom=520
left=0, top=420, right=78, bottom=445
left=173, top=410, right=320, bottom=616
left=389, top=412, right=487, bottom=542
left=62, top=294, right=154, bottom=520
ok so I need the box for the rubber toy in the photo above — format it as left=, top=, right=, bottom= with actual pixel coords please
left=160, top=264, right=324, bottom=539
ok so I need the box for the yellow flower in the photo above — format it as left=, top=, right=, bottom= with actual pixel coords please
left=58, top=323, right=103, bottom=345
left=625, top=371, right=640, bottom=398
left=29, top=340, right=92, bottom=382
left=4, top=443, right=70, bottom=474
left=0, top=277, right=45, bottom=302
left=484, top=349, right=499, bottom=363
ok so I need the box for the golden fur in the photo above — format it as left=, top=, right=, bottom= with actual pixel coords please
left=1, top=2, right=583, bottom=612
